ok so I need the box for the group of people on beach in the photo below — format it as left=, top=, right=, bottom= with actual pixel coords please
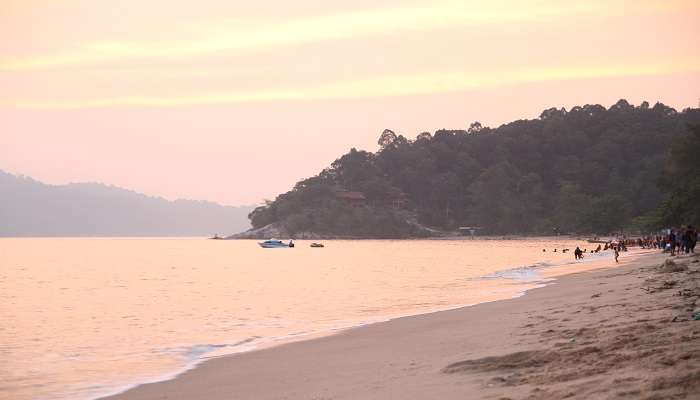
left=571, top=243, right=624, bottom=262
left=633, top=226, right=697, bottom=255
left=543, top=244, right=611, bottom=261
left=542, top=226, right=698, bottom=264
left=543, top=243, right=625, bottom=262
left=665, top=226, right=697, bottom=256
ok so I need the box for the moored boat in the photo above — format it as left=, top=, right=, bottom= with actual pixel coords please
left=258, top=239, right=294, bottom=248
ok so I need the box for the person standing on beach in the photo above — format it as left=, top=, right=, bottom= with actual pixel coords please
left=681, top=228, right=691, bottom=254
left=614, top=245, right=619, bottom=263
left=574, top=246, right=583, bottom=260
left=688, top=226, right=697, bottom=253
left=669, top=229, right=677, bottom=256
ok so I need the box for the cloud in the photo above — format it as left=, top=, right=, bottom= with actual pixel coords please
left=1, top=0, right=690, bottom=71
left=5, top=58, right=698, bottom=109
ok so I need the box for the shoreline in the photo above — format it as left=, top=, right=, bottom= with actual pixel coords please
left=98, top=249, right=694, bottom=400
left=93, top=252, right=563, bottom=400
left=87, top=241, right=613, bottom=400
left=223, top=235, right=613, bottom=241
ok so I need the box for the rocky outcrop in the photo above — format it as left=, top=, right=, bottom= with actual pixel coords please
left=225, top=223, right=289, bottom=239
left=226, top=219, right=450, bottom=240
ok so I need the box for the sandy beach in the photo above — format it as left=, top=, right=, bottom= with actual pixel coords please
left=104, top=251, right=700, bottom=400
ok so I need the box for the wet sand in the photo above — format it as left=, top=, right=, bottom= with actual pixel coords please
left=104, top=251, right=700, bottom=400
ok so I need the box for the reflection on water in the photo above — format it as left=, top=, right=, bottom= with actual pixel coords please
left=0, top=237, right=612, bottom=400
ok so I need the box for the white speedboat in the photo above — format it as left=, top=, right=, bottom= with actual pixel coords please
left=258, top=239, right=293, bottom=248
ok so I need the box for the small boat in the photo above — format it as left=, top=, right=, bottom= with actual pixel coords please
left=310, top=243, right=324, bottom=248
left=258, top=239, right=292, bottom=248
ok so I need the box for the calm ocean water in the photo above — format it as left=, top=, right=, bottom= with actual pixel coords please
left=1, top=237, right=616, bottom=400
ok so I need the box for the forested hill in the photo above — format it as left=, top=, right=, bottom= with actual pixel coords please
left=248, top=100, right=700, bottom=237
left=0, top=171, right=253, bottom=236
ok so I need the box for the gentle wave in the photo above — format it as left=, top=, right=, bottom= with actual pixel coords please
left=93, top=257, right=613, bottom=400
left=2, top=238, right=621, bottom=400
left=477, top=250, right=613, bottom=282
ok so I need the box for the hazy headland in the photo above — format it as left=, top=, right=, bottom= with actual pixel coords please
left=236, top=101, right=700, bottom=239
left=0, top=170, right=253, bottom=236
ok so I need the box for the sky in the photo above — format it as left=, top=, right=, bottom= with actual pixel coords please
left=1, top=0, right=699, bottom=206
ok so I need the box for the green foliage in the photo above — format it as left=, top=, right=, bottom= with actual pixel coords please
left=250, top=101, right=700, bottom=236
left=653, top=124, right=700, bottom=227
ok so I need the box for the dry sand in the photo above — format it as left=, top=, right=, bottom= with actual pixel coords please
left=104, top=251, right=700, bottom=400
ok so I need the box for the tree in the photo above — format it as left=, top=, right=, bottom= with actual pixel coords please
left=467, top=121, right=483, bottom=134
left=416, top=131, right=432, bottom=141
left=248, top=101, right=700, bottom=236
left=656, top=124, right=700, bottom=226
left=378, top=129, right=398, bottom=148
left=540, top=107, right=567, bottom=120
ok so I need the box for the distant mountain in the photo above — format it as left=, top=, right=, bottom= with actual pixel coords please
left=0, top=170, right=254, bottom=236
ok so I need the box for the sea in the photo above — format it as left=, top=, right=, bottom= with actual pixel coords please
left=0, top=237, right=621, bottom=400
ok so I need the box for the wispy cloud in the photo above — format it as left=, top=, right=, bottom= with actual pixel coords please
left=5, top=58, right=698, bottom=109
left=1, top=0, right=689, bottom=71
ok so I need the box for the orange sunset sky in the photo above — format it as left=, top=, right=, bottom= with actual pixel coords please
left=1, top=0, right=699, bottom=205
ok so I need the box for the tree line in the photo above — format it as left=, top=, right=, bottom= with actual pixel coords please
left=249, top=100, right=700, bottom=237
